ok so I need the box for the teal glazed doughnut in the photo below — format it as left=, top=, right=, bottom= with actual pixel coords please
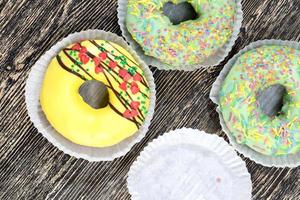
left=126, top=0, right=237, bottom=67
left=219, top=45, right=300, bottom=156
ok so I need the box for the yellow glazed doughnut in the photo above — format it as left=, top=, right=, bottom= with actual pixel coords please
left=40, top=40, right=150, bottom=147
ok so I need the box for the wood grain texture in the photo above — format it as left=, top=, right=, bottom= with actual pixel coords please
left=1, top=0, right=300, bottom=199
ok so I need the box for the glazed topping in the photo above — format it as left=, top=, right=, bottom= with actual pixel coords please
left=40, top=39, right=151, bottom=147
left=219, top=45, right=300, bottom=156
left=60, top=40, right=150, bottom=128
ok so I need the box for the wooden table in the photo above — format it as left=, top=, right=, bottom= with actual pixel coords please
left=1, top=0, right=300, bottom=199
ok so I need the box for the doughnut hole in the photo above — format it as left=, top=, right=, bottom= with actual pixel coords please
left=162, top=2, right=199, bottom=25
left=79, top=80, right=109, bottom=109
left=257, top=84, right=287, bottom=118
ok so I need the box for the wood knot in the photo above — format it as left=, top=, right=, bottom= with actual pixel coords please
left=79, top=80, right=109, bottom=109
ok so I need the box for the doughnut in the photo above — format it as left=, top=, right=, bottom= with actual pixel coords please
left=219, top=45, right=300, bottom=156
left=40, top=40, right=151, bottom=147
left=126, top=0, right=237, bottom=66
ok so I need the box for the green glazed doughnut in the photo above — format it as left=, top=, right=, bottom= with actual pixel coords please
left=220, top=45, right=300, bottom=156
left=126, top=0, right=237, bottom=67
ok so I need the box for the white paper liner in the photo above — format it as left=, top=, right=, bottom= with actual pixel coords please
left=25, top=30, right=156, bottom=162
left=210, top=39, right=300, bottom=168
left=117, top=0, right=243, bottom=71
left=127, top=128, right=252, bottom=200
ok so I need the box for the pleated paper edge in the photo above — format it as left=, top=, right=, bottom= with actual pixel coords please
left=127, top=128, right=252, bottom=200
left=25, top=30, right=156, bottom=162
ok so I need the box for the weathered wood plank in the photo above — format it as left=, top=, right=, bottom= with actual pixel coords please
left=0, top=0, right=300, bottom=199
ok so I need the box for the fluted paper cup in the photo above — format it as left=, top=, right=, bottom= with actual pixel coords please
left=127, top=128, right=252, bottom=200
left=25, top=30, right=156, bottom=162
